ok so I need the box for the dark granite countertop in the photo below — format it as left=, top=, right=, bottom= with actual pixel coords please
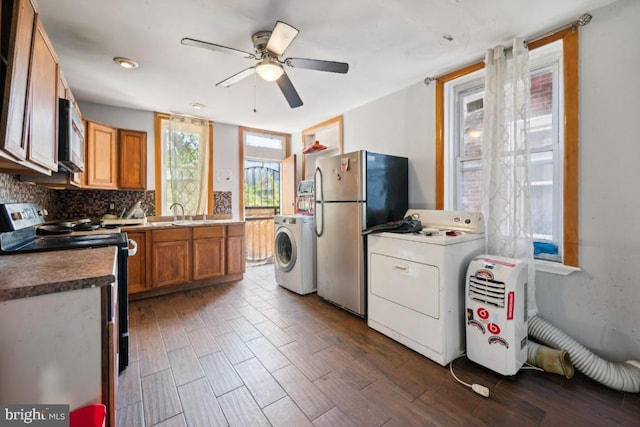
left=0, top=246, right=117, bottom=302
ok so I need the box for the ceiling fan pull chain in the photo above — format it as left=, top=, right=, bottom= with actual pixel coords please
left=253, top=72, right=257, bottom=113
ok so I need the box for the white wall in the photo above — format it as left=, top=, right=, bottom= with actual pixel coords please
left=534, top=0, right=640, bottom=361
left=213, top=123, right=241, bottom=219
left=78, top=101, right=155, bottom=189
left=343, top=82, right=436, bottom=209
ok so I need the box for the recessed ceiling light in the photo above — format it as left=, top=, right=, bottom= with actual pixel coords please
left=113, top=57, right=139, bottom=69
left=191, top=103, right=205, bottom=110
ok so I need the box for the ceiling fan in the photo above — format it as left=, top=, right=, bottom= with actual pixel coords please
left=181, top=21, right=349, bottom=108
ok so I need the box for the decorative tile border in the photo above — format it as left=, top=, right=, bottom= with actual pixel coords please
left=214, top=191, right=232, bottom=215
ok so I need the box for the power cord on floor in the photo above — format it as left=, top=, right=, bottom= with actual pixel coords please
left=449, top=354, right=490, bottom=398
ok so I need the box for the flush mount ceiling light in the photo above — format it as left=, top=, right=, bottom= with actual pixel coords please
left=113, top=57, right=139, bottom=69
left=190, top=102, right=205, bottom=110
left=255, top=57, right=284, bottom=82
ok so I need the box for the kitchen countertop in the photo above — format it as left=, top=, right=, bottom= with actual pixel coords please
left=0, top=247, right=117, bottom=302
left=121, top=217, right=244, bottom=231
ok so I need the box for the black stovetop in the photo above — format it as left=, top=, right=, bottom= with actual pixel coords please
left=0, top=202, right=127, bottom=254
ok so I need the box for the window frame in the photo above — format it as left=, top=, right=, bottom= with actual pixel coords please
left=154, top=112, right=214, bottom=216
left=435, top=27, right=579, bottom=267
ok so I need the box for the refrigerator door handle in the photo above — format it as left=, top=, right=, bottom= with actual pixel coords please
left=314, top=166, right=324, bottom=237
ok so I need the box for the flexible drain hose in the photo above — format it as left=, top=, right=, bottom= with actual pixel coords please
left=528, top=315, right=640, bottom=392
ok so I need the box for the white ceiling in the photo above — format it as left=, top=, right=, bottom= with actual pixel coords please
left=37, top=0, right=616, bottom=134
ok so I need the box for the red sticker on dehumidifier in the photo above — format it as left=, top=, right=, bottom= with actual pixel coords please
left=507, top=291, right=515, bottom=320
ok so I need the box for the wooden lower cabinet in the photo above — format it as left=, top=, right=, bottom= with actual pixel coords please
left=128, top=224, right=244, bottom=297
left=227, top=224, right=246, bottom=275
left=193, top=226, right=225, bottom=280
left=151, top=228, right=191, bottom=288
left=126, top=232, right=147, bottom=293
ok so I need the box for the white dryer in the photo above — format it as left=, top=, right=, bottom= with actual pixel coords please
left=367, top=209, right=485, bottom=366
left=274, top=214, right=316, bottom=295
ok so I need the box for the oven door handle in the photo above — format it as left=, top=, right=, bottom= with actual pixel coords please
left=127, top=239, right=138, bottom=257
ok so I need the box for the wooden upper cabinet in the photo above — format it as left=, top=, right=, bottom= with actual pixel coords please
left=119, top=129, right=147, bottom=190
left=86, top=121, right=118, bottom=189
left=27, top=19, right=59, bottom=171
left=0, top=0, right=37, bottom=162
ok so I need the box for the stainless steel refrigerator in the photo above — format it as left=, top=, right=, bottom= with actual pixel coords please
left=314, top=150, right=408, bottom=316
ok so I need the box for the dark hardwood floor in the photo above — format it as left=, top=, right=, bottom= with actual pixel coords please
left=117, top=264, right=640, bottom=426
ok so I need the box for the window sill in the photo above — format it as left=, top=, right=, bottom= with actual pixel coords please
left=535, top=259, right=581, bottom=276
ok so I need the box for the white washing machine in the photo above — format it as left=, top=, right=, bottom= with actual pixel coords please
left=367, top=209, right=485, bottom=366
left=274, top=214, right=316, bottom=295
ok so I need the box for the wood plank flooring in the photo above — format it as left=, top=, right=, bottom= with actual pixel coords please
left=117, top=264, right=640, bottom=426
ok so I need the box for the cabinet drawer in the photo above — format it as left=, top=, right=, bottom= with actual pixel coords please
left=193, top=226, right=225, bottom=239
left=227, top=224, right=245, bottom=237
left=152, top=228, right=190, bottom=242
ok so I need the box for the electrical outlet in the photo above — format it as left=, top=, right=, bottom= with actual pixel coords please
left=109, top=202, right=116, bottom=211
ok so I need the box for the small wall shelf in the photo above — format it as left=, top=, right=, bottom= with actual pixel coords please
left=301, top=115, right=343, bottom=180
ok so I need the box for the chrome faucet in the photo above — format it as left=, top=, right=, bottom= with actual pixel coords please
left=169, top=202, right=185, bottom=222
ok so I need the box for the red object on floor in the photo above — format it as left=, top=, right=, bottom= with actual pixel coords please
left=69, top=404, right=106, bottom=427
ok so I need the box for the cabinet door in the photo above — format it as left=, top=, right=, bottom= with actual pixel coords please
left=86, top=121, right=118, bottom=189
left=127, top=231, right=147, bottom=294
left=193, top=227, right=225, bottom=280
left=151, top=229, right=191, bottom=288
left=226, top=225, right=246, bottom=275
left=0, top=0, right=36, bottom=161
left=27, top=20, right=58, bottom=171
left=119, top=129, right=147, bottom=190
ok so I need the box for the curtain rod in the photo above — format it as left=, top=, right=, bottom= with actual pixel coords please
left=423, top=13, right=592, bottom=86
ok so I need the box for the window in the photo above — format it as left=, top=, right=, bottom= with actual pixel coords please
left=244, top=160, right=280, bottom=213
left=238, top=127, right=289, bottom=220
left=154, top=113, right=213, bottom=216
left=436, top=28, right=579, bottom=267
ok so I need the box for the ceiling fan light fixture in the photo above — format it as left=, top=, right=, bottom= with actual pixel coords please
left=113, top=57, right=139, bottom=69
left=256, top=58, right=284, bottom=82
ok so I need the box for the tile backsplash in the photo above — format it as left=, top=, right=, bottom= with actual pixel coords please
left=56, top=189, right=156, bottom=220
left=0, top=173, right=59, bottom=217
left=1, top=173, right=233, bottom=220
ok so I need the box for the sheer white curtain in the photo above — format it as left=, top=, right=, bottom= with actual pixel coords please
left=166, top=115, right=210, bottom=216
left=481, top=38, right=537, bottom=316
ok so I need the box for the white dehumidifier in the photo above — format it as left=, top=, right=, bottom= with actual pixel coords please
left=465, top=255, right=528, bottom=376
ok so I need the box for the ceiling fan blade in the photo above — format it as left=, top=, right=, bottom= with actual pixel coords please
left=285, top=57, right=349, bottom=74
left=276, top=72, right=303, bottom=108
left=216, top=67, right=256, bottom=87
left=266, top=21, right=299, bottom=56
left=181, top=37, right=255, bottom=59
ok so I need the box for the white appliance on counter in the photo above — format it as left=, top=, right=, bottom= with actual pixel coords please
left=367, top=209, right=485, bottom=366
left=274, top=215, right=316, bottom=295
left=466, top=255, right=528, bottom=375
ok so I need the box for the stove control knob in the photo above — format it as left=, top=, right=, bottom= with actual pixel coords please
left=453, top=216, right=461, bottom=223
left=465, top=218, right=471, bottom=224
